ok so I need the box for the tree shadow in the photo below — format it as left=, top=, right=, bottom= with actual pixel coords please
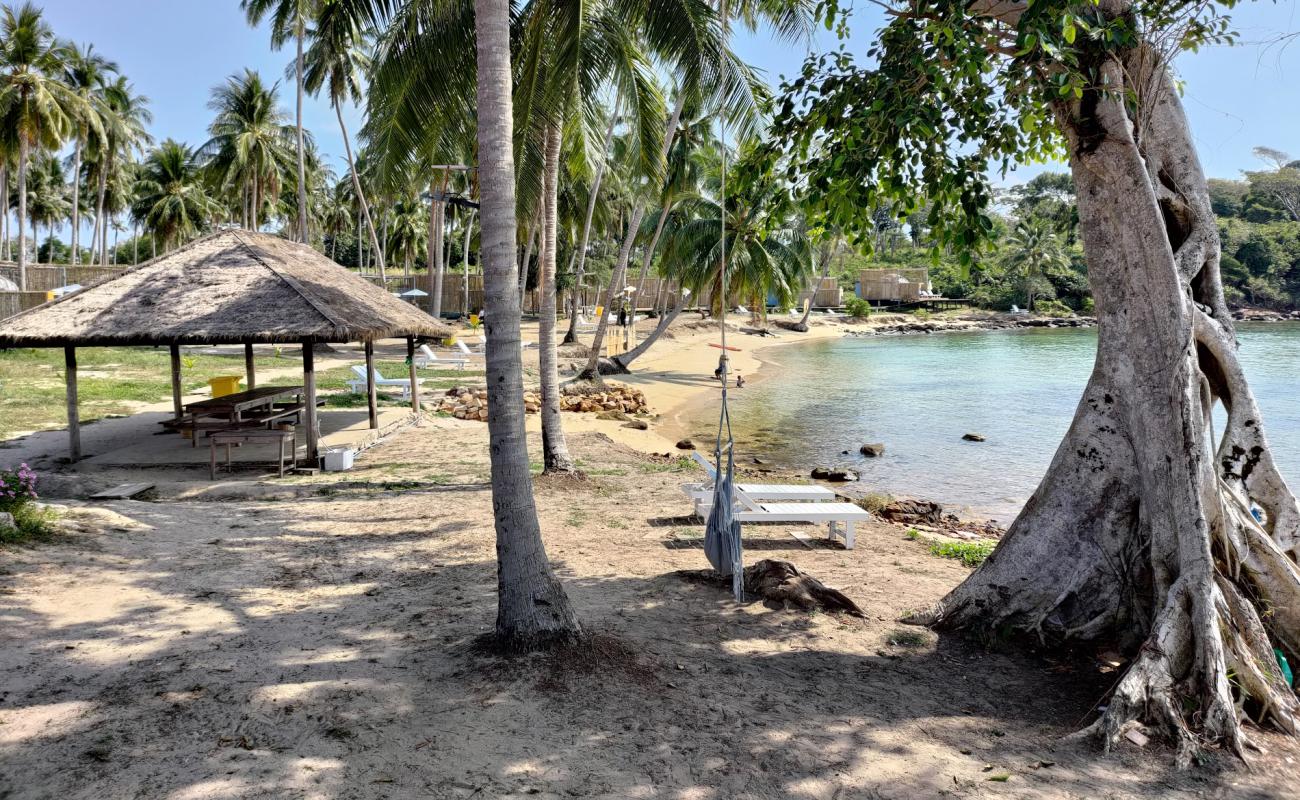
left=0, top=494, right=1296, bottom=800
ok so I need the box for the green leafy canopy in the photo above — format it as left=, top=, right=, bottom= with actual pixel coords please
left=759, top=0, right=1240, bottom=266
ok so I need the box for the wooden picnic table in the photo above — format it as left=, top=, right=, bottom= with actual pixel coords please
left=184, top=385, right=305, bottom=421
left=167, top=385, right=308, bottom=447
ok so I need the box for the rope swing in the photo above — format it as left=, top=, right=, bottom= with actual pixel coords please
left=702, top=8, right=744, bottom=601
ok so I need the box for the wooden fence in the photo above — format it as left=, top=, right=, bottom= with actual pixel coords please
left=798, top=277, right=842, bottom=308
left=0, top=291, right=49, bottom=320
left=0, top=263, right=122, bottom=294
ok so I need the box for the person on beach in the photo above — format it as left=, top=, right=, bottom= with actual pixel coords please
left=735, top=373, right=745, bottom=388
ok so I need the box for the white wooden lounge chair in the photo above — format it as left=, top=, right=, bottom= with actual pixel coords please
left=690, top=481, right=871, bottom=549
left=682, top=452, right=837, bottom=502
left=415, top=343, right=468, bottom=370
left=454, top=340, right=484, bottom=360
left=346, top=365, right=424, bottom=398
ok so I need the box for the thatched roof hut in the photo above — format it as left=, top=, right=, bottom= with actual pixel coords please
left=0, top=229, right=451, bottom=347
left=0, top=230, right=452, bottom=465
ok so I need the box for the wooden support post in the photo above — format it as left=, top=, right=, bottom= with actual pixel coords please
left=169, top=344, right=183, bottom=420
left=364, top=339, right=378, bottom=429
left=407, top=337, right=420, bottom=422
left=64, top=346, right=80, bottom=461
left=303, top=339, right=320, bottom=467
left=244, top=343, right=256, bottom=390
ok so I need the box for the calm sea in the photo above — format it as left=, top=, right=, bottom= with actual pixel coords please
left=679, top=323, right=1300, bottom=522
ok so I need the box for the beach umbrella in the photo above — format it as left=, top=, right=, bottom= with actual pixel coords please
left=401, top=288, right=429, bottom=297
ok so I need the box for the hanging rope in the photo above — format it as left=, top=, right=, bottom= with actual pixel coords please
left=702, top=0, right=744, bottom=602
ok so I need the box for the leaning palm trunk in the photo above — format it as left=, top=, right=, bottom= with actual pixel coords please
left=518, top=205, right=541, bottom=306
left=629, top=196, right=672, bottom=314
left=337, top=104, right=385, bottom=281
left=910, top=40, right=1300, bottom=764
left=562, top=110, right=619, bottom=345
left=577, top=206, right=646, bottom=380
left=474, top=0, right=582, bottom=650
left=611, top=289, right=688, bottom=370
left=538, top=124, right=576, bottom=473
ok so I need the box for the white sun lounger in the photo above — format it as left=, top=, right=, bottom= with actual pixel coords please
left=690, top=483, right=870, bottom=549
left=346, top=365, right=425, bottom=398
left=415, top=343, right=469, bottom=370
left=454, top=340, right=485, bottom=360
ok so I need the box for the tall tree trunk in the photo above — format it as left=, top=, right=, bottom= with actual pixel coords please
left=295, top=23, right=308, bottom=244
left=800, top=244, right=834, bottom=327
left=910, top=44, right=1300, bottom=764
left=1, top=167, right=8, bottom=263
left=474, top=0, right=582, bottom=650
left=70, top=136, right=82, bottom=265
left=337, top=103, right=385, bottom=281
left=429, top=182, right=446, bottom=318
left=95, top=159, right=109, bottom=266
left=538, top=124, right=576, bottom=473
left=519, top=204, right=541, bottom=307
left=562, top=109, right=620, bottom=345
left=16, top=140, right=28, bottom=291
left=132, top=222, right=138, bottom=264
left=577, top=206, right=646, bottom=380
left=462, top=209, right=476, bottom=313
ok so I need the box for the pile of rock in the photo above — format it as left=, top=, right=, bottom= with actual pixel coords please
left=560, top=384, right=649, bottom=415
left=437, top=386, right=542, bottom=422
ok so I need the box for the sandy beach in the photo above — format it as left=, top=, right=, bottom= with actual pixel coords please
left=4, top=311, right=1298, bottom=798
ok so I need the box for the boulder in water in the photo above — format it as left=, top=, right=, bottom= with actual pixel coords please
left=962, top=433, right=987, bottom=442
left=860, top=443, right=885, bottom=457
left=879, top=499, right=943, bottom=525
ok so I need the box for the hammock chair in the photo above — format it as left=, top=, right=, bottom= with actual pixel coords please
left=702, top=89, right=744, bottom=602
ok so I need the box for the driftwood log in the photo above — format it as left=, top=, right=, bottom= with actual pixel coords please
left=679, top=559, right=865, bottom=616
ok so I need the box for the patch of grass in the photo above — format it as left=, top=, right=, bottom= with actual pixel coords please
left=566, top=509, right=589, bottom=527
left=886, top=628, right=929, bottom=648
left=638, top=457, right=695, bottom=474
left=928, top=539, right=996, bottom=567
left=905, top=528, right=922, bottom=540
left=0, top=346, right=295, bottom=439
left=858, top=491, right=894, bottom=514
left=0, top=505, right=59, bottom=545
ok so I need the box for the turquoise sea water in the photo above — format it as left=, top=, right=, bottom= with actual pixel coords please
left=681, top=322, right=1300, bottom=522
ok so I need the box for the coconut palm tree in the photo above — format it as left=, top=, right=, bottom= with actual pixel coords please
left=1002, top=218, right=1069, bottom=311
left=241, top=0, right=312, bottom=243
left=132, top=139, right=218, bottom=251
left=86, top=75, right=151, bottom=266
left=658, top=155, right=812, bottom=320
left=301, top=0, right=385, bottom=277
left=385, top=194, right=426, bottom=276
left=474, top=0, right=584, bottom=648
left=0, top=2, right=84, bottom=288
left=201, top=70, right=295, bottom=231
left=60, top=42, right=116, bottom=265
left=24, top=150, right=66, bottom=263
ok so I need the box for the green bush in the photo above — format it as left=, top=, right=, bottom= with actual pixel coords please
left=1034, top=299, right=1074, bottom=317
left=844, top=296, right=873, bottom=318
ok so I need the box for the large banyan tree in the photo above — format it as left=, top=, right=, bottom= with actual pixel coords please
left=769, top=0, right=1300, bottom=764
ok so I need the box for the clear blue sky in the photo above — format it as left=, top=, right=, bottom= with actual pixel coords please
left=39, top=0, right=1300, bottom=204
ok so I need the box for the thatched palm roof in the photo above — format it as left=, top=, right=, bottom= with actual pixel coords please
left=0, top=230, right=452, bottom=347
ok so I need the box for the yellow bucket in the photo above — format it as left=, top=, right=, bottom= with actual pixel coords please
left=469, top=313, right=480, bottom=327
left=208, top=375, right=243, bottom=397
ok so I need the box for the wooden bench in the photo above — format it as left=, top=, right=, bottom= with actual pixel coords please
left=167, top=404, right=307, bottom=446
left=209, top=428, right=298, bottom=479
